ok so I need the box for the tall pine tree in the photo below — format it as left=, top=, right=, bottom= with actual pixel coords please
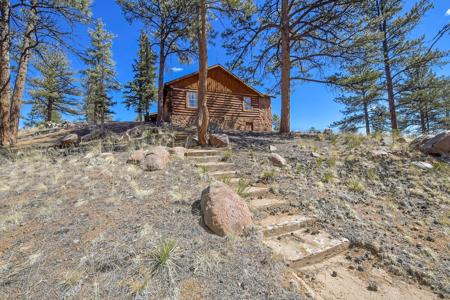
left=26, top=50, right=81, bottom=125
left=83, top=19, right=120, bottom=130
left=397, top=48, right=448, bottom=133
left=123, top=31, right=156, bottom=121
left=364, top=0, right=433, bottom=132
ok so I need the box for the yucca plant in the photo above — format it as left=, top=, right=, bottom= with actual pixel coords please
left=150, top=239, right=180, bottom=278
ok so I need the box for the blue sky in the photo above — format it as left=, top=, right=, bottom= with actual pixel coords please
left=22, top=1, right=450, bottom=131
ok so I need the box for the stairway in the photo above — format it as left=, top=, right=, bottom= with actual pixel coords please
left=185, top=148, right=349, bottom=270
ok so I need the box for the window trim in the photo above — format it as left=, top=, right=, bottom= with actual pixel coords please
left=243, top=96, right=252, bottom=112
left=186, top=91, right=198, bottom=109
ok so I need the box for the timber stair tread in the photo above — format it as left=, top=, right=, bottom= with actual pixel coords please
left=208, top=170, right=239, bottom=178
left=257, top=214, right=316, bottom=238
left=248, top=198, right=288, bottom=210
left=185, top=149, right=222, bottom=157
left=263, top=228, right=349, bottom=268
left=195, top=162, right=235, bottom=172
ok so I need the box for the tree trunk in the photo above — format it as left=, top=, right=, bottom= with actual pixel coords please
left=279, top=0, right=290, bottom=134
left=0, top=0, right=11, bottom=146
left=157, top=38, right=165, bottom=123
left=10, top=3, right=37, bottom=145
left=419, top=109, right=426, bottom=134
left=363, top=102, right=370, bottom=135
left=377, top=0, right=398, bottom=132
left=197, top=0, right=209, bottom=145
left=46, top=100, right=53, bottom=122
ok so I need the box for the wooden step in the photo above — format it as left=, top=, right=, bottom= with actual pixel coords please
left=257, top=214, right=315, bottom=238
left=263, top=229, right=349, bottom=268
left=185, top=149, right=221, bottom=157
left=188, top=155, right=222, bottom=163
left=249, top=198, right=288, bottom=211
left=243, top=186, right=271, bottom=198
left=208, top=170, right=239, bottom=179
left=195, top=162, right=235, bottom=172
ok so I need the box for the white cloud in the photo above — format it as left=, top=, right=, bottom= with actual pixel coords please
left=445, top=9, right=450, bottom=16
left=170, top=67, right=183, bottom=72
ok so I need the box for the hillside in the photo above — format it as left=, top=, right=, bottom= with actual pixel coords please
left=0, top=125, right=449, bottom=299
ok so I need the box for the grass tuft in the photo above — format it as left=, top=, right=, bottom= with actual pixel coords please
left=150, top=239, right=180, bottom=278
left=236, top=179, right=248, bottom=197
left=221, top=150, right=232, bottom=162
left=347, top=178, right=365, bottom=193
left=260, top=169, right=276, bottom=183
left=322, top=171, right=334, bottom=183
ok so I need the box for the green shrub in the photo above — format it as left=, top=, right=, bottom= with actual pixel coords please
left=221, top=150, right=232, bottom=162
left=260, top=169, right=276, bottom=183
left=322, top=171, right=334, bottom=183
left=236, top=179, right=248, bottom=197
left=347, top=179, right=365, bottom=193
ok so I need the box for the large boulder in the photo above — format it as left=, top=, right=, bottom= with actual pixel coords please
left=270, top=153, right=287, bottom=167
left=418, top=131, right=450, bottom=155
left=201, top=181, right=253, bottom=236
left=140, top=146, right=170, bottom=171
left=209, top=134, right=230, bottom=148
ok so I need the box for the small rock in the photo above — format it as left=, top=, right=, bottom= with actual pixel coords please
left=269, top=145, right=278, bottom=152
left=370, top=149, right=389, bottom=159
left=331, top=271, right=337, bottom=277
left=270, top=153, right=287, bottom=167
left=209, top=134, right=230, bottom=148
left=412, top=161, right=433, bottom=170
left=311, top=152, right=320, bottom=158
left=357, top=266, right=364, bottom=272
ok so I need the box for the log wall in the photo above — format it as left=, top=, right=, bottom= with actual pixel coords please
left=167, top=88, right=272, bottom=132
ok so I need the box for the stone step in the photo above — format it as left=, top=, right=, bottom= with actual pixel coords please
left=257, top=214, right=316, bottom=238
left=243, top=186, right=271, bottom=198
left=195, top=162, right=235, bottom=172
left=208, top=170, right=239, bottom=179
left=185, top=149, right=221, bottom=157
left=249, top=198, right=288, bottom=211
left=263, top=229, right=349, bottom=268
left=188, top=155, right=222, bottom=163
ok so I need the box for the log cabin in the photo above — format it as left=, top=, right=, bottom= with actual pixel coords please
left=162, top=65, right=272, bottom=132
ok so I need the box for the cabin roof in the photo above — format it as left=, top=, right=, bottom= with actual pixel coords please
left=164, top=64, right=267, bottom=97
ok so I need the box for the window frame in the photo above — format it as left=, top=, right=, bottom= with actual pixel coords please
left=243, top=96, right=252, bottom=112
left=186, top=91, right=198, bottom=109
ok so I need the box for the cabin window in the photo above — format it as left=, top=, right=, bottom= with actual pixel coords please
left=243, top=97, right=252, bottom=111
left=187, top=91, right=198, bottom=108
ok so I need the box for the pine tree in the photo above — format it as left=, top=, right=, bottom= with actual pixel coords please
left=364, top=0, right=433, bottom=132
left=83, top=19, right=120, bottom=130
left=123, top=31, right=156, bottom=121
left=117, top=0, right=195, bottom=124
left=26, top=50, right=81, bottom=125
left=397, top=48, right=449, bottom=133
left=223, top=0, right=362, bottom=133
left=330, top=51, right=383, bottom=135
left=0, top=0, right=90, bottom=146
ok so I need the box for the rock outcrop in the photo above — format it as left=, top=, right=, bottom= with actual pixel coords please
left=201, top=181, right=253, bottom=236
left=417, top=131, right=450, bottom=155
